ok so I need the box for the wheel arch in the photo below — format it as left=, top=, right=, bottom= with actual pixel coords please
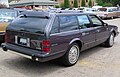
left=69, top=38, right=83, bottom=50
left=110, top=29, right=116, bottom=37
left=112, top=30, right=116, bottom=37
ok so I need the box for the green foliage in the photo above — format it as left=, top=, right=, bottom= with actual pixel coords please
left=60, top=3, right=64, bottom=8
left=74, top=0, right=78, bottom=8
left=102, top=3, right=113, bottom=7
left=64, top=0, right=70, bottom=8
left=96, top=0, right=104, bottom=6
left=55, top=5, right=60, bottom=8
left=81, top=0, right=86, bottom=7
left=111, top=0, right=120, bottom=6
left=89, top=0, right=92, bottom=7
left=97, top=0, right=120, bottom=6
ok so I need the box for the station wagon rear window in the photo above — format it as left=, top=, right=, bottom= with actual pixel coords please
left=9, top=16, right=49, bottom=34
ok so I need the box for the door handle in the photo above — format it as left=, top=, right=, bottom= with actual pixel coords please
left=82, top=32, right=89, bottom=36
left=96, top=30, right=101, bottom=32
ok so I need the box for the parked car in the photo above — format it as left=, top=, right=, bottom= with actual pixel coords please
left=112, top=7, right=120, bottom=17
left=92, top=6, right=103, bottom=10
left=0, top=8, right=26, bottom=42
left=83, top=8, right=97, bottom=14
left=2, top=11, right=119, bottom=66
left=96, top=7, right=118, bottom=19
left=116, top=10, right=120, bottom=17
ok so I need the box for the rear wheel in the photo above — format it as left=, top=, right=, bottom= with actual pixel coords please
left=61, top=43, right=80, bottom=66
left=104, top=33, right=115, bottom=47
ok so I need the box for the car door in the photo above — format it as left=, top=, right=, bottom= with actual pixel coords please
left=89, top=15, right=110, bottom=45
left=77, top=15, right=96, bottom=51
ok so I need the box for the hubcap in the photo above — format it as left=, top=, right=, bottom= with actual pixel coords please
left=68, top=45, right=79, bottom=64
left=109, top=34, right=114, bottom=46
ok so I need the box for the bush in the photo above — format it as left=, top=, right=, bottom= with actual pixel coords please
left=64, top=0, right=70, bottom=8
left=60, top=3, right=64, bottom=8
left=81, top=0, right=86, bottom=7
left=102, top=3, right=113, bottom=7
left=55, top=5, right=60, bottom=8
left=74, top=0, right=78, bottom=8
left=89, top=0, right=92, bottom=7
left=97, top=0, right=104, bottom=6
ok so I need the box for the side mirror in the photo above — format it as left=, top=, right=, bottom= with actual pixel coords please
left=104, top=23, right=108, bottom=26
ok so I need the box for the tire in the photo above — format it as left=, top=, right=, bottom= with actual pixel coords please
left=104, top=33, right=115, bottom=47
left=61, top=43, right=80, bottom=66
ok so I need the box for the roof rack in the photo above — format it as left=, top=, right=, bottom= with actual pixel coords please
left=47, top=10, right=83, bottom=13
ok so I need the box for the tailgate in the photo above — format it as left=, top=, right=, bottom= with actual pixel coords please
left=7, top=30, right=46, bottom=50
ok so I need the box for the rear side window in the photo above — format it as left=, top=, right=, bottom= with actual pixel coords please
left=51, top=17, right=59, bottom=34
left=59, top=15, right=78, bottom=32
left=77, top=15, right=91, bottom=29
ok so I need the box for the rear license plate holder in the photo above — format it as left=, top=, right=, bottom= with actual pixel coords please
left=15, top=36, right=30, bottom=47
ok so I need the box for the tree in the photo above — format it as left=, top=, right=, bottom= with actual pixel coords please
left=96, top=0, right=104, bottom=6
left=64, top=0, right=70, bottom=8
left=97, top=0, right=120, bottom=6
left=81, top=0, right=86, bottom=7
left=111, top=0, right=120, bottom=6
left=74, top=0, right=78, bottom=8
left=60, top=3, right=65, bottom=8
left=102, top=3, right=113, bottom=7
left=89, top=0, right=92, bottom=7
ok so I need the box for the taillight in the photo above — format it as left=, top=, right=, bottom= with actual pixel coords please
left=5, top=32, right=8, bottom=43
left=42, top=40, right=51, bottom=53
left=42, top=40, right=50, bottom=46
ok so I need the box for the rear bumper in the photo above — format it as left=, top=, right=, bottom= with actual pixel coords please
left=1, top=43, right=64, bottom=62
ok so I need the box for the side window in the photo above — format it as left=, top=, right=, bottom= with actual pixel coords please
left=59, top=15, right=78, bottom=32
left=77, top=15, right=91, bottom=29
left=90, top=15, right=103, bottom=26
left=51, top=17, right=59, bottom=34
left=108, top=9, right=113, bottom=12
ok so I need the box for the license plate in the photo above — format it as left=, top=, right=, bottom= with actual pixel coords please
left=15, top=36, right=30, bottom=47
left=20, top=38, right=27, bottom=45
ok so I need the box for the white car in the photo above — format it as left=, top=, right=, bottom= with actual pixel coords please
left=96, top=7, right=118, bottom=19
left=83, top=8, right=97, bottom=14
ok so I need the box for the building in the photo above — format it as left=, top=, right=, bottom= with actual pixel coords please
left=9, top=0, right=58, bottom=10
left=56, top=0, right=95, bottom=7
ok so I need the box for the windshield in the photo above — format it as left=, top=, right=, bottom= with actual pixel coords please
left=9, top=16, right=49, bottom=34
left=0, top=10, right=17, bottom=22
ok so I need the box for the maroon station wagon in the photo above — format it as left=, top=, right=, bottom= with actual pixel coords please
left=1, top=11, right=119, bottom=66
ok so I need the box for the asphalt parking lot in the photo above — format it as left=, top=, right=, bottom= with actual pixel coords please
left=0, top=18, right=120, bottom=77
